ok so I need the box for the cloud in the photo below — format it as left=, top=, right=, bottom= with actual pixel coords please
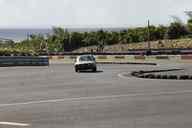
left=0, top=0, right=191, bottom=28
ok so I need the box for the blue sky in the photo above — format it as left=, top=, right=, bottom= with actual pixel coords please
left=0, top=0, right=191, bottom=28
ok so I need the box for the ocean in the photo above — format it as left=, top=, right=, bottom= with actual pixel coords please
left=0, top=29, right=52, bottom=42
left=0, top=28, right=127, bottom=42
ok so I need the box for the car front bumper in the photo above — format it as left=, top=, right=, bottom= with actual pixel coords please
left=75, top=63, right=96, bottom=70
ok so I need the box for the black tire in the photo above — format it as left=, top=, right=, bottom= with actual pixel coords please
left=92, top=67, right=97, bottom=72
left=75, top=68, right=79, bottom=72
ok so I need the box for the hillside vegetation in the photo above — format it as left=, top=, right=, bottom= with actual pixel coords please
left=1, top=12, right=192, bottom=55
left=73, top=38, right=192, bottom=52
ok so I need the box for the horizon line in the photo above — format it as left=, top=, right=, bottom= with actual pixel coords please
left=0, top=23, right=171, bottom=29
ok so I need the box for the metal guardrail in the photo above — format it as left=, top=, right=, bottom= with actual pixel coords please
left=0, top=56, right=49, bottom=66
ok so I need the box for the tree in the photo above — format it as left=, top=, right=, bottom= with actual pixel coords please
left=167, top=22, right=189, bottom=39
left=185, top=11, right=192, bottom=32
left=95, top=30, right=106, bottom=52
left=51, top=27, right=72, bottom=52
left=187, top=19, right=192, bottom=32
left=52, top=27, right=66, bottom=51
left=70, top=32, right=84, bottom=50
left=82, top=32, right=98, bottom=47
left=156, top=25, right=168, bottom=39
left=127, top=28, right=144, bottom=43
left=105, top=32, right=119, bottom=45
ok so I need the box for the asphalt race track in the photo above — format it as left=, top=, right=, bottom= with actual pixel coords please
left=0, top=64, right=192, bottom=128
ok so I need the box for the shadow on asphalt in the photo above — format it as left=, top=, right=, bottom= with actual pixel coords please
left=78, top=70, right=103, bottom=73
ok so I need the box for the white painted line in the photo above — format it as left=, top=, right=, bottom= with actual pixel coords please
left=0, top=122, right=30, bottom=126
left=118, top=72, right=139, bottom=80
left=118, top=72, right=131, bottom=79
left=0, top=90, right=192, bottom=108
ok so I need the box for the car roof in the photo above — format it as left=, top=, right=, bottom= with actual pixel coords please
left=78, top=54, right=93, bottom=57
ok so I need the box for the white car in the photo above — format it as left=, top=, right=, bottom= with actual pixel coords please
left=74, top=55, right=97, bottom=72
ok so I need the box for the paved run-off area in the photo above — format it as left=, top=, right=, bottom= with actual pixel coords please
left=0, top=64, right=192, bottom=128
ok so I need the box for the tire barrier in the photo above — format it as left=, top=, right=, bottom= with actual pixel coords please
left=49, top=55, right=192, bottom=64
left=161, top=75, right=168, bottom=79
left=179, top=75, right=190, bottom=80
left=131, top=69, right=192, bottom=80
left=0, top=56, right=49, bottom=66
left=168, top=75, right=178, bottom=80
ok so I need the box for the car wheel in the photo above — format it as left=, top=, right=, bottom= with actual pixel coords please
left=92, top=67, right=97, bottom=72
left=75, top=68, right=79, bottom=72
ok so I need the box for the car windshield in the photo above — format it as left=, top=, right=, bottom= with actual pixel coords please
left=79, top=56, right=94, bottom=61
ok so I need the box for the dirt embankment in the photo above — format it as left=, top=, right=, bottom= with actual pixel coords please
left=73, top=38, right=192, bottom=52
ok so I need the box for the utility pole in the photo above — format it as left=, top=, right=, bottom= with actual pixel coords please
left=147, top=20, right=151, bottom=55
left=27, top=33, right=30, bottom=41
left=147, top=20, right=150, bottom=50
